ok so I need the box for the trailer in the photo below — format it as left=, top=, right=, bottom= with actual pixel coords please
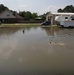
left=55, top=15, right=74, bottom=27
left=59, top=15, right=74, bottom=27
left=60, top=21, right=74, bottom=27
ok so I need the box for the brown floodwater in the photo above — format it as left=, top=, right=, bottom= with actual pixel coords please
left=0, top=27, right=74, bottom=75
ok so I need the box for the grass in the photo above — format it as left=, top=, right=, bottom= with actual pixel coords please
left=0, top=23, right=59, bottom=28
left=41, top=25, right=58, bottom=27
left=0, top=23, right=41, bottom=27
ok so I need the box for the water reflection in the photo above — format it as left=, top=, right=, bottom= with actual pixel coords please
left=0, top=27, right=21, bottom=35
left=22, top=30, right=25, bottom=34
left=0, top=27, right=74, bottom=75
left=42, top=27, right=57, bottom=36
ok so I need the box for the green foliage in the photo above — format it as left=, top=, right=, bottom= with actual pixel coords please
left=12, top=11, right=17, bottom=16
left=19, top=11, right=25, bottom=18
left=32, top=13, right=38, bottom=20
left=40, top=14, right=46, bottom=21
left=40, top=12, right=51, bottom=21
left=24, top=11, right=32, bottom=20
left=19, top=11, right=38, bottom=20
left=57, top=5, right=74, bottom=13
left=58, top=8, right=63, bottom=12
left=0, top=4, right=9, bottom=13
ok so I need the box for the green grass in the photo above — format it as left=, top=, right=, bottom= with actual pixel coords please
left=41, top=25, right=58, bottom=28
left=0, top=23, right=59, bottom=28
left=0, top=23, right=41, bottom=27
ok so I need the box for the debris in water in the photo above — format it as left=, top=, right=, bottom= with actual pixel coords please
left=58, top=42, right=65, bottom=46
left=49, top=41, right=57, bottom=45
left=49, top=41, right=65, bottom=46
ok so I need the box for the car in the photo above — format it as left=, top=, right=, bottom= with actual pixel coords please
left=41, top=21, right=51, bottom=25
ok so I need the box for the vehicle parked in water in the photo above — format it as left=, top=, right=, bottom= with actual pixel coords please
left=41, top=21, right=51, bottom=26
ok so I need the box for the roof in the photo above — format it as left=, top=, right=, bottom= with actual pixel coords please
left=0, top=10, right=16, bottom=18
left=52, top=13, right=74, bottom=16
left=14, top=13, right=23, bottom=19
left=0, top=10, right=23, bottom=19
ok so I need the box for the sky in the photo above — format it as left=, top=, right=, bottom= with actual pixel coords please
left=0, top=0, right=74, bottom=15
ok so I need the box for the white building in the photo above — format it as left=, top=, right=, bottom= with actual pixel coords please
left=46, top=13, right=74, bottom=27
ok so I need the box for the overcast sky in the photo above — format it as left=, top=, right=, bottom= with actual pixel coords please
left=0, top=0, right=74, bottom=15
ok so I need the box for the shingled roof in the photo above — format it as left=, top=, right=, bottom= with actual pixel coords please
left=0, top=10, right=23, bottom=19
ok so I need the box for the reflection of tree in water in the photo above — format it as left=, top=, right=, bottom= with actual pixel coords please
left=0, top=28, right=21, bottom=35
left=26, top=27, right=38, bottom=31
left=42, top=27, right=59, bottom=36
left=22, top=27, right=38, bottom=34
left=32, top=26, right=39, bottom=30
left=22, top=27, right=31, bottom=34
left=26, top=27, right=31, bottom=31
left=58, top=28, right=74, bottom=36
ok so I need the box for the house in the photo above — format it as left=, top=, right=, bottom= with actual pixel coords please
left=0, top=10, right=24, bottom=23
left=13, top=12, right=24, bottom=23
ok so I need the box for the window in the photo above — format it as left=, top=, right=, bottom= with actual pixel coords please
left=71, top=16, right=74, bottom=20
left=65, top=17, right=68, bottom=19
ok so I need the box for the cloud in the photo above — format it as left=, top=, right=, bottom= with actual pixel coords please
left=44, top=5, right=60, bottom=13
left=18, top=4, right=28, bottom=8
left=39, top=5, right=65, bottom=14
left=0, top=39, right=17, bottom=60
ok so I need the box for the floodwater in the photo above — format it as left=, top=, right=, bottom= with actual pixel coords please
left=0, top=27, right=74, bottom=75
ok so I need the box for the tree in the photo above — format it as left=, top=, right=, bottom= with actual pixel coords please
left=32, top=13, right=38, bottom=20
left=24, top=11, right=32, bottom=20
left=19, top=11, right=38, bottom=20
left=19, top=11, right=25, bottom=18
left=63, top=5, right=74, bottom=12
left=40, top=12, right=51, bottom=21
left=40, top=14, right=46, bottom=21
left=58, top=8, right=63, bottom=12
left=0, top=4, right=9, bottom=13
left=57, top=5, right=74, bottom=13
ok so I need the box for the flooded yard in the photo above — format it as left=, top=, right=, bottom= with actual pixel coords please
left=0, top=27, right=74, bottom=75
